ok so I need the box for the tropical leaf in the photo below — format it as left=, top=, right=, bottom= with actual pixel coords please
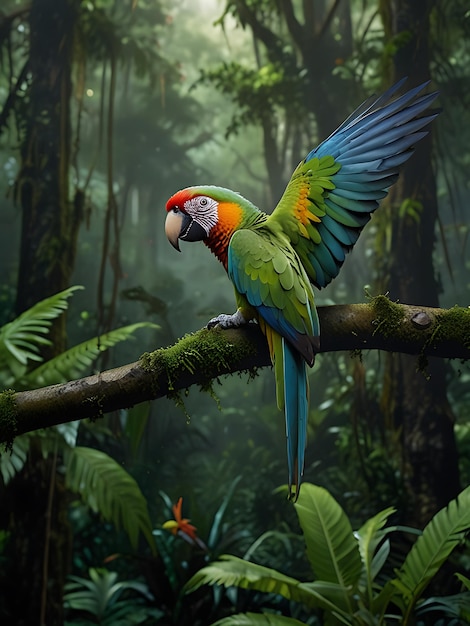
left=55, top=420, right=80, bottom=448
left=65, top=446, right=156, bottom=553
left=294, top=484, right=362, bottom=590
left=184, top=554, right=351, bottom=619
left=355, top=507, right=396, bottom=594
left=212, top=612, right=307, bottom=625
left=0, top=286, right=83, bottom=383
left=124, top=403, right=151, bottom=458
left=456, top=573, right=470, bottom=590
left=393, top=485, right=470, bottom=609
left=0, top=435, right=29, bottom=484
left=152, top=529, right=180, bottom=593
left=243, top=529, right=295, bottom=562
left=23, top=322, right=158, bottom=388
left=64, top=567, right=158, bottom=625
left=207, top=475, right=242, bottom=550
left=417, top=592, right=470, bottom=621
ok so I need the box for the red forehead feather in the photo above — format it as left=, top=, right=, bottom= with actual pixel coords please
left=166, top=189, right=195, bottom=212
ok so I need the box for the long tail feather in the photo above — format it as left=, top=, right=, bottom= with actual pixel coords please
left=282, top=338, right=309, bottom=501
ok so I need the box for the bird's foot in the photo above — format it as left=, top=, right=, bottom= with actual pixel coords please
left=207, top=309, right=247, bottom=329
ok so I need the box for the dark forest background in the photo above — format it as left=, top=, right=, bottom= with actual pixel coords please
left=0, top=0, right=470, bottom=624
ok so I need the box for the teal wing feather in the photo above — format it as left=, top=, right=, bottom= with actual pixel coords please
left=266, top=79, right=440, bottom=288
left=227, top=228, right=317, bottom=499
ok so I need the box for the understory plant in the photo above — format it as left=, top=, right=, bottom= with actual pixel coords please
left=186, top=483, right=470, bottom=625
left=0, top=286, right=158, bottom=551
left=63, top=567, right=161, bottom=625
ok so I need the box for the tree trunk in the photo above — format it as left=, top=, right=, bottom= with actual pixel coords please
left=6, top=0, right=82, bottom=623
left=1, top=443, right=71, bottom=626
left=379, top=0, right=460, bottom=526
left=15, top=0, right=82, bottom=353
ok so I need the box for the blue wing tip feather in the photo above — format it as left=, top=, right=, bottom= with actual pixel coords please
left=305, top=77, right=439, bottom=290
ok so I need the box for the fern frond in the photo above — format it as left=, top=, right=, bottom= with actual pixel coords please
left=23, top=322, right=158, bottom=388
left=393, top=485, right=470, bottom=611
left=0, top=286, right=83, bottom=372
left=65, top=446, right=155, bottom=553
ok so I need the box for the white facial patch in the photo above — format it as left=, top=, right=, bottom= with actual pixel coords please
left=184, top=196, right=219, bottom=236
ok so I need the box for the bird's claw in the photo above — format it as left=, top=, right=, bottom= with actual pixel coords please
left=207, top=310, right=247, bottom=329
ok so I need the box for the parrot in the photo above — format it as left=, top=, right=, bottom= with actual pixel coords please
left=164, top=78, right=439, bottom=500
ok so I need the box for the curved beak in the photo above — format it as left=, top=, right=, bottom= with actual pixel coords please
left=165, top=211, right=207, bottom=251
left=165, top=211, right=183, bottom=251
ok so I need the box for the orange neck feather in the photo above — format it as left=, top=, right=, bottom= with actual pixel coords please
left=204, top=201, right=243, bottom=270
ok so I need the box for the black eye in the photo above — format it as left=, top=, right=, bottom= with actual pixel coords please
left=200, top=198, right=208, bottom=206
left=172, top=206, right=180, bottom=213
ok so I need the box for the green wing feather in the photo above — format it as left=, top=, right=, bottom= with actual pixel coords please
left=266, top=156, right=343, bottom=289
left=227, top=228, right=319, bottom=364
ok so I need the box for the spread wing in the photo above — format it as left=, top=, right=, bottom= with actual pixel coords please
left=227, top=228, right=319, bottom=365
left=267, top=79, right=440, bottom=289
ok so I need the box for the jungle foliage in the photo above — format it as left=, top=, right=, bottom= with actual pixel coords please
left=0, top=0, right=469, bottom=625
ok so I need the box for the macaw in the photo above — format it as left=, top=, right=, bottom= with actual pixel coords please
left=164, top=79, right=439, bottom=500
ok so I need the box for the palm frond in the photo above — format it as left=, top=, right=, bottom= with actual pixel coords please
left=0, top=287, right=83, bottom=375
left=294, top=484, right=362, bottom=590
left=393, top=485, right=470, bottom=608
left=65, top=446, right=155, bottom=553
left=23, top=322, right=158, bottom=388
left=212, top=612, right=307, bottom=625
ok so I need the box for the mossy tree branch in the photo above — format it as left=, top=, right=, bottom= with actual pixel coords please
left=1, top=297, right=469, bottom=445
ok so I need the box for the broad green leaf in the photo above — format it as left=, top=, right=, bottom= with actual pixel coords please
left=393, top=485, right=470, bottom=609
left=212, top=612, right=307, bottom=625
left=23, top=322, right=158, bottom=388
left=185, top=554, right=350, bottom=619
left=65, top=447, right=155, bottom=553
left=294, top=484, right=362, bottom=591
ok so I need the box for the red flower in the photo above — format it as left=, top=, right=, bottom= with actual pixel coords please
left=162, top=497, right=207, bottom=551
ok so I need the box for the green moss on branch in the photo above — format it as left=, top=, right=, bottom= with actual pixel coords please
left=140, top=326, right=260, bottom=394
left=0, top=389, right=18, bottom=450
